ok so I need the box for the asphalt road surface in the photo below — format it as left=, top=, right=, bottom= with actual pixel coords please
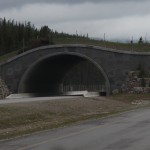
left=1, top=107, right=150, bottom=150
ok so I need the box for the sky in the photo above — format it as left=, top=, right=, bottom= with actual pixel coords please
left=0, top=0, right=150, bottom=42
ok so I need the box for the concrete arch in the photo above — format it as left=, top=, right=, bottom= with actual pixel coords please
left=1, top=44, right=150, bottom=96
left=18, top=52, right=111, bottom=96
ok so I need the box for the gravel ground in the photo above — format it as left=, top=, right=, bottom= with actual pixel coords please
left=0, top=95, right=149, bottom=139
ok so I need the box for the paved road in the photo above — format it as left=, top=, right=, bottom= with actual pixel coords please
left=0, top=96, right=80, bottom=104
left=1, top=107, right=150, bottom=150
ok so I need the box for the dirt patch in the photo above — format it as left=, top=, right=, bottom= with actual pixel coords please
left=0, top=95, right=149, bottom=140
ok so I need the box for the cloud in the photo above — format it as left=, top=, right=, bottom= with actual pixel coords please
left=0, top=0, right=150, bottom=41
left=0, top=0, right=149, bottom=10
left=1, top=2, right=150, bottom=21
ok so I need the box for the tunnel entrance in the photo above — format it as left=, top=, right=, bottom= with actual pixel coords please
left=19, top=54, right=110, bottom=96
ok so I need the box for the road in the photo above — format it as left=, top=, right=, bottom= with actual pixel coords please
left=1, top=107, right=150, bottom=150
left=0, top=96, right=80, bottom=104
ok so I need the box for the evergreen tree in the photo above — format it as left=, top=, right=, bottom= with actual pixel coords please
left=0, top=18, right=88, bottom=56
left=138, top=36, right=143, bottom=44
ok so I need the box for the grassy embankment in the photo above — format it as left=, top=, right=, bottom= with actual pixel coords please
left=0, top=38, right=150, bottom=139
left=53, top=37, right=150, bottom=52
left=0, top=38, right=150, bottom=63
left=0, top=94, right=150, bottom=140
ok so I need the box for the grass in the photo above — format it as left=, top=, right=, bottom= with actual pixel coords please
left=1, top=38, right=150, bottom=63
left=54, top=37, right=150, bottom=52
left=0, top=95, right=150, bottom=140
left=110, top=93, right=150, bottom=103
left=0, top=111, right=118, bottom=140
left=0, top=50, right=18, bottom=64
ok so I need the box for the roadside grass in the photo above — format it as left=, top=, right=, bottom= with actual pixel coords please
left=0, top=111, right=119, bottom=140
left=1, top=38, right=150, bottom=63
left=0, top=95, right=150, bottom=140
left=110, top=93, right=150, bottom=103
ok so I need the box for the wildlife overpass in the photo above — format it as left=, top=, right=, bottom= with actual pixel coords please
left=0, top=44, right=150, bottom=96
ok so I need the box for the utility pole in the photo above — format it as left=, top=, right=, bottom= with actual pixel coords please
left=104, top=33, right=106, bottom=41
left=76, top=30, right=78, bottom=44
left=131, top=36, right=133, bottom=51
left=23, top=37, right=25, bottom=53
left=104, top=33, right=106, bottom=47
left=76, top=30, right=78, bottom=37
left=145, top=32, right=147, bottom=43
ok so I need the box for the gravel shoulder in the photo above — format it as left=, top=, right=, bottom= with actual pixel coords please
left=0, top=94, right=150, bottom=140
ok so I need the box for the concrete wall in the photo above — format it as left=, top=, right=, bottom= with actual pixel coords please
left=0, top=44, right=150, bottom=95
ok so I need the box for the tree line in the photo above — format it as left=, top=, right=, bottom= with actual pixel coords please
left=0, top=18, right=88, bottom=56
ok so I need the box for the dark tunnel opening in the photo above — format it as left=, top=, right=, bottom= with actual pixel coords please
left=19, top=54, right=108, bottom=96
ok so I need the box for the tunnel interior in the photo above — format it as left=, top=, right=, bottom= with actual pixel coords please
left=20, top=54, right=107, bottom=96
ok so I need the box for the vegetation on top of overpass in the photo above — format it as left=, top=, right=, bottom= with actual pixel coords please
left=1, top=18, right=150, bottom=63
left=1, top=39, right=150, bottom=63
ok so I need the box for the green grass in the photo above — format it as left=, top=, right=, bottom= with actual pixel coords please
left=0, top=50, right=18, bottom=63
left=54, top=37, right=150, bottom=52
left=1, top=38, right=150, bottom=63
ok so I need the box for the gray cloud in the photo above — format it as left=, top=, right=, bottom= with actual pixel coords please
left=0, top=0, right=149, bottom=10
left=0, top=0, right=150, bottom=41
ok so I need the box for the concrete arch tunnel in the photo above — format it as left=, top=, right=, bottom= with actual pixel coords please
left=1, top=44, right=150, bottom=97
left=18, top=53, right=111, bottom=96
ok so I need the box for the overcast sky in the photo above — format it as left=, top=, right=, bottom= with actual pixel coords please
left=0, top=0, right=150, bottom=42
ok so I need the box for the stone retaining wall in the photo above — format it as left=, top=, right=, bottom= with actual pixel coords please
left=0, top=77, right=10, bottom=99
left=123, top=71, right=150, bottom=93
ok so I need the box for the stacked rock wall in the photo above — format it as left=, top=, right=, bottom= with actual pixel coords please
left=124, top=71, right=150, bottom=93
left=0, top=77, right=10, bottom=99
